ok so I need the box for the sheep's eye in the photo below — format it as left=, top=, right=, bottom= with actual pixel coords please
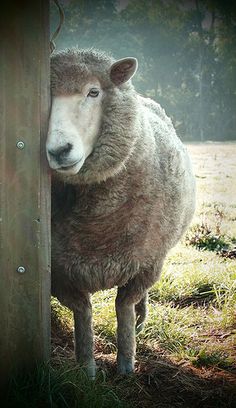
left=87, top=88, right=100, bottom=97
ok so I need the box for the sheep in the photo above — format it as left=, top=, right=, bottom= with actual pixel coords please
left=47, top=48, right=196, bottom=378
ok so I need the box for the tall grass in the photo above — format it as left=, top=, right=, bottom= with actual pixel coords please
left=3, top=363, right=127, bottom=408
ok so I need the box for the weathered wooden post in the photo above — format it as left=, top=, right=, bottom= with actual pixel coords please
left=0, top=0, right=51, bottom=383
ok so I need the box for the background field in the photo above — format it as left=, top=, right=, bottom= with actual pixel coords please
left=51, top=0, right=236, bottom=143
left=6, top=143, right=236, bottom=407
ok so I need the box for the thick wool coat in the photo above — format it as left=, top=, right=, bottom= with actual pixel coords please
left=50, top=48, right=196, bottom=307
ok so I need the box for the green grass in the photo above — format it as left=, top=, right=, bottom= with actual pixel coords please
left=3, top=363, right=127, bottom=408
left=191, top=349, right=235, bottom=370
left=186, top=222, right=233, bottom=251
left=150, top=246, right=236, bottom=308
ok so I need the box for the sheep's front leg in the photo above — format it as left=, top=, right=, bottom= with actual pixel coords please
left=115, top=287, right=136, bottom=374
left=73, top=292, right=96, bottom=379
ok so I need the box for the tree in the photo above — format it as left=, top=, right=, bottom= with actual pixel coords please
left=50, top=0, right=236, bottom=141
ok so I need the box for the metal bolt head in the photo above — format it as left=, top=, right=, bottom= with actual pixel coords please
left=17, top=266, right=26, bottom=274
left=16, top=141, right=25, bottom=149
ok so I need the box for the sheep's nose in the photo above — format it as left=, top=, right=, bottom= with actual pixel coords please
left=48, top=143, right=72, bottom=162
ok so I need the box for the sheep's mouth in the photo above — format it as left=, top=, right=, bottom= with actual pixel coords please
left=55, top=161, right=80, bottom=174
left=55, top=158, right=84, bottom=175
left=60, top=162, right=78, bottom=171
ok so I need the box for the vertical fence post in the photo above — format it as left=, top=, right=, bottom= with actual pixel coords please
left=0, top=0, right=51, bottom=383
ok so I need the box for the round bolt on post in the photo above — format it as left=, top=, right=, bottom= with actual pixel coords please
left=17, top=266, right=26, bottom=274
left=16, top=141, right=25, bottom=149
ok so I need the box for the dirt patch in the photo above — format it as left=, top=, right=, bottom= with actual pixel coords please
left=51, top=315, right=236, bottom=408
left=220, top=247, right=236, bottom=259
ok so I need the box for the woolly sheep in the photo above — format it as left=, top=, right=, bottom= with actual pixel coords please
left=47, top=48, right=196, bottom=378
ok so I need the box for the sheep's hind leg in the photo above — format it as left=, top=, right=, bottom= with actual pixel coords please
left=115, top=287, right=137, bottom=374
left=135, top=291, right=148, bottom=334
left=73, top=292, right=96, bottom=379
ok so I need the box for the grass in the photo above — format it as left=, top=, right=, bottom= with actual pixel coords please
left=5, top=143, right=236, bottom=407
left=185, top=222, right=233, bottom=251
left=3, top=363, right=127, bottom=408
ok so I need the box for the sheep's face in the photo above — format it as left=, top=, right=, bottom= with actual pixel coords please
left=46, top=79, right=103, bottom=175
left=47, top=53, right=138, bottom=180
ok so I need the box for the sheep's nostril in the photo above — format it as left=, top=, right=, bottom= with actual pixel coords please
left=48, top=143, right=72, bottom=161
left=48, top=149, right=57, bottom=158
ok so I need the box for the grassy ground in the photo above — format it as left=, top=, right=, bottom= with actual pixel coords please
left=5, top=143, right=236, bottom=407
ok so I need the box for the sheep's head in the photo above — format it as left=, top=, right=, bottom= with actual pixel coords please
left=47, top=49, right=138, bottom=181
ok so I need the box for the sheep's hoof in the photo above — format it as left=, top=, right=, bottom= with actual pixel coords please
left=117, top=354, right=134, bottom=374
left=83, top=358, right=97, bottom=380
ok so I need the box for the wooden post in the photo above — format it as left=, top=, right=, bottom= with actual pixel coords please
left=0, top=0, right=51, bottom=383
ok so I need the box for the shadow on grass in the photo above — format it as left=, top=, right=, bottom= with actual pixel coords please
left=170, top=283, right=220, bottom=308
left=95, top=342, right=236, bottom=408
left=132, top=343, right=236, bottom=408
left=49, top=298, right=236, bottom=408
left=2, top=362, right=127, bottom=408
left=50, top=311, right=236, bottom=408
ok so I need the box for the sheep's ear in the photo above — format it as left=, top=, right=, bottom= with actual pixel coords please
left=110, top=57, right=138, bottom=86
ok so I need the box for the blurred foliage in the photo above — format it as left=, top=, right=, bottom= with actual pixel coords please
left=51, top=0, right=236, bottom=141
